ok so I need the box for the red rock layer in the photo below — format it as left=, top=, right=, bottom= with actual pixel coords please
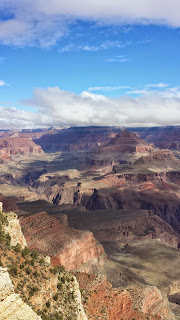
left=97, top=130, right=154, bottom=154
left=20, top=212, right=104, bottom=271
left=0, top=137, right=42, bottom=160
left=75, top=273, right=162, bottom=320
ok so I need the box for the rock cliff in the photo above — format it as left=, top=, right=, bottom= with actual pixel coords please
left=3, top=211, right=27, bottom=248
left=97, top=130, right=154, bottom=154
left=0, top=267, right=41, bottom=320
left=20, top=211, right=105, bottom=271
left=131, top=286, right=175, bottom=320
left=0, top=137, right=42, bottom=160
left=128, top=126, right=180, bottom=151
left=67, top=209, right=180, bottom=249
left=34, top=126, right=121, bottom=152
left=76, top=272, right=174, bottom=319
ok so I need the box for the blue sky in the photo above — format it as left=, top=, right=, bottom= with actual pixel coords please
left=1, top=0, right=180, bottom=128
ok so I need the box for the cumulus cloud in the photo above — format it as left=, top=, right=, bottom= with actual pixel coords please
left=1, top=86, right=180, bottom=129
left=0, top=0, right=180, bottom=47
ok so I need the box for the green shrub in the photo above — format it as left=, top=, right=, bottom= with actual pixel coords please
left=31, top=250, right=38, bottom=259
left=46, top=300, right=50, bottom=308
left=33, top=270, right=39, bottom=278
left=50, top=265, right=64, bottom=274
left=29, top=259, right=35, bottom=266
left=21, top=246, right=31, bottom=258
left=61, top=276, right=66, bottom=284
left=0, top=258, right=3, bottom=267
left=39, top=258, right=45, bottom=265
left=25, top=266, right=31, bottom=275
left=5, top=233, right=11, bottom=246
left=53, top=293, right=59, bottom=301
left=13, top=243, right=21, bottom=253
left=28, top=285, right=39, bottom=297
left=57, top=282, right=63, bottom=290
left=9, top=264, right=18, bottom=276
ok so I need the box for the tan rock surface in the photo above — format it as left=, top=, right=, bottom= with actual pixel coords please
left=4, top=211, right=27, bottom=248
left=0, top=267, right=41, bottom=320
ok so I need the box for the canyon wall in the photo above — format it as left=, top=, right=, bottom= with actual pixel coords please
left=0, top=137, right=42, bottom=160
left=20, top=211, right=105, bottom=272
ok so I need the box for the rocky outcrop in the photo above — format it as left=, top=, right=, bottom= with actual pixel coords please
left=97, top=130, right=154, bottom=154
left=75, top=272, right=173, bottom=319
left=0, top=137, right=42, bottom=160
left=20, top=212, right=105, bottom=271
left=3, top=211, right=27, bottom=248
left=34, top=126, right=121, bottom=152
left=131, top=286, right=175, bottom=320
left=129, top=126, right=180, bottom=151
left=0, top=267, right=41, bottom=320
left=72, top=276, right=88, bottom=320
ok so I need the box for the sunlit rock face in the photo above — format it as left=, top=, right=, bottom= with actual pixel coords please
left=0, top=267, right=41, bottom=320
left=20, top=211, right=105, bottom=272
left=4, top=211, right=27, bottom=248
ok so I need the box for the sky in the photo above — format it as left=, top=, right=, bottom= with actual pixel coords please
left=1, top=0, right=180, bottom=128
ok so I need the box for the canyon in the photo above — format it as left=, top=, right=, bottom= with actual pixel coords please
left=0, top=126, right=180, bottom=319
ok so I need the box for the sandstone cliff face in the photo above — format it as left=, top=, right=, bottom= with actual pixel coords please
left=34, top=126, right=121, bottom=152
left=75, top=272, right=171, bottom=319
left=0, top=137, right=42, bottom=160
left=20, top=212, right=105, bottom=272
left=0, top=267, right=41, bottom=320
left=132, top=286, right=175, bottom=320
left=130, top=126, right=180, bottom=151
left=72, top=276, right=88, bottom=320
left=3, top=211, right=27, bottom=248
left=97, top=130, right=154, bottom=154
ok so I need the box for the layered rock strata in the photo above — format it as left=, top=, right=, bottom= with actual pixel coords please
left=97, top=130, right=154, bottom=154
left=76, top=272, right=174, bottom=319
left=0, top=137, right=42, bottom=160
left=20, top=212, right=105, bottom=271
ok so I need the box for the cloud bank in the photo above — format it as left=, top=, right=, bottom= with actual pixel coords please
left=1, top=0, right=180, bottom=47
left=1, top=86, right=180, bottom=129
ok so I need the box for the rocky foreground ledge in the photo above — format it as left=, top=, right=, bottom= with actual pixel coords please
left=0, top=267, right=41, bottom=320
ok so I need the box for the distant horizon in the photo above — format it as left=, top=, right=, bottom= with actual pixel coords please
left=1, top=124, right=180, bottom=131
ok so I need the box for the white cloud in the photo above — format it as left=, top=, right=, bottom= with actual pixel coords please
left=80, top=40, right=131, bottom=51
left=145, top=82, right=169, bottom=88
left=105, top=57, right=128, bottom=62
left=58, top=44, right=74, bottom=53
left=1, top=86, right=180, bottom=129
left=126, top=89, right=150, bottom=95
left=1, top=0, right=180, bottom=47
left=88, top=86, right=130, bottom=92
left=59, top=41, right=131, bottom=53
left=0, top=80, right=6, bottom=86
